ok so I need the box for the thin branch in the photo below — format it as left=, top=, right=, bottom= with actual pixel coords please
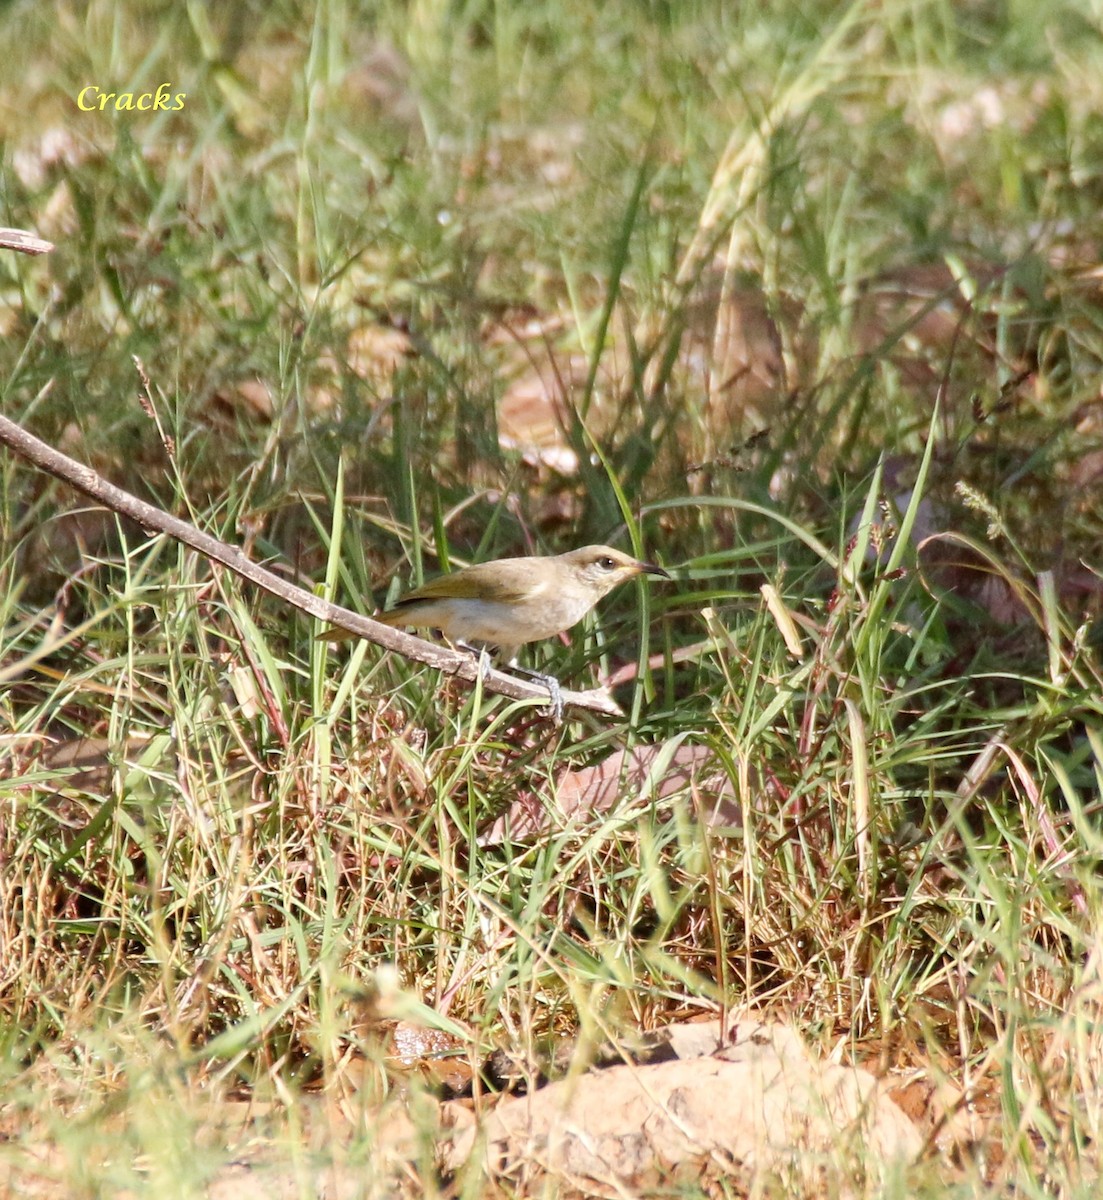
left=0, top=414, right=623, bottom=717
left=0, top=227, right=55, bottom=256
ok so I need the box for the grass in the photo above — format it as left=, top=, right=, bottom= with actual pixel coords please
left=2, top=0, right=1103, bottom=1195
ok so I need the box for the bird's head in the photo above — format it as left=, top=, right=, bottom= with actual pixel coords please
left=559, top=544, right=670, bottom=603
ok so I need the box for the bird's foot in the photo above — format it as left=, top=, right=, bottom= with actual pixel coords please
left=457, top=647, right=564, bottom=722
left=537, top=672, right=565, bottom=723
left=456, top=641, right=494, bottom=682
left=507, top=663, right=565, bottom=723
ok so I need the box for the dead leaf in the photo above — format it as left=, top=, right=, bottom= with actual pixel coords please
left=481, top=741, right=740, bottom=844
left=347, top=323, right=415, bottom=386
left=497, top=361, right=582, bottom=475
left=341, top=40, right=420, bottom=129
left=447, top=1018, right=922, bottom=1196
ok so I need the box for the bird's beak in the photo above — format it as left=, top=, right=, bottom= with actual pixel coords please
left=636, top=560, right=671, bottom=579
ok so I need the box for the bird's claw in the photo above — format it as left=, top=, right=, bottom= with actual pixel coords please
left=534, top=671, right=564, bottom=724
left=456, top=641, right=493, bottom=682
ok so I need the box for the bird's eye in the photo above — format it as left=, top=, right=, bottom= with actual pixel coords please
left=598, top=556, right=616, bottom=570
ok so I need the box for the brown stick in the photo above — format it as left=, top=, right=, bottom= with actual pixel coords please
left=0, top=227, right=55, bottom=256
left=0, top=414, right=623, bottom=717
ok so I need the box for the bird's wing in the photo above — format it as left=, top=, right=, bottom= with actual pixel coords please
left=396, top=558, right=532, bottom=605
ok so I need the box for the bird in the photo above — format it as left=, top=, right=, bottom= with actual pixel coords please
left=325, top=544, right=669, bottom=716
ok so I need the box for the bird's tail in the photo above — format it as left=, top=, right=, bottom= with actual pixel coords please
left=315, top=608, right=405, bottom=641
